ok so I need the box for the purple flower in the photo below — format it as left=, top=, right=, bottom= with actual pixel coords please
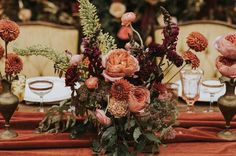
left=148, top=43, right=165, bottom=57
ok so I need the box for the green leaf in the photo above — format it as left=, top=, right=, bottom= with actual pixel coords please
left=102, top=126, right=116, bottom=141
left=124, top=119, right=135, bottom=131
left=144, top=132, right=161, bottom=144
left=135, top=139, right=146, bottom=152
left=133, top=127, right=142, bottom=142
left=92, top=140, right=101, bottom=153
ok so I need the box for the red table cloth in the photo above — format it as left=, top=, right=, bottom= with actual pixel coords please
left=0, top=112, right=236, bottom=156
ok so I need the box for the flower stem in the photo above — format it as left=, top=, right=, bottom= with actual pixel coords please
left=166, top=63, right=187, bottom=83
left=5, top=41, right=8, bottom=59
left=164, top=63, right=174, bottom=76
left=130, top=24, right=144, bottom=48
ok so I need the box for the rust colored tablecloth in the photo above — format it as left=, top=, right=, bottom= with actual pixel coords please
left=0, top=112, right=236, bottom=156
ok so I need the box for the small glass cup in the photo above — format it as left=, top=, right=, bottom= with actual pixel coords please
left=202, top=79, right=224, bottom=113
left=180, top=68, right=203, bottom=113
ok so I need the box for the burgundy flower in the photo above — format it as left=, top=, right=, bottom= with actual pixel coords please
left=5, top=53, right=23, bottom=75
left=65, top=66, right=80, bottom=86
left=166, top=50, right=183, bottom=67
left=0, top=19, right=20, bottom=42
left=148, top=42, right=165, bottom=57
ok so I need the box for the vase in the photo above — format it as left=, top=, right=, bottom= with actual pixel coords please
left=217, top=77, right=236, bottom=140
left=0, top=79, right=19, bottom=139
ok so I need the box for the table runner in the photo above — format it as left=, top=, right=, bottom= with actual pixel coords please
left=0, top=112, right=236, bottom=155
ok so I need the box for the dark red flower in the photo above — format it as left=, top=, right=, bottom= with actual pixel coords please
left=153, top=83, right=167, bottom=94
left=65, top=65, right=80, bottom=86
left=148, top=42, right=165, bottom=57
left=0, top=19, right=20, bottom=42
left=5, top=53, right=23, bottom=75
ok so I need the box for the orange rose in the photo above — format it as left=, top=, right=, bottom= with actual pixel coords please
left=121, top=12, right=136, bottom=27
left=85, top=77, right=98, bottom=89
left=216, top=56, right=236, bottom=78
left=214, top=33, right=236, bottom=59
left=102, top=49, right=139, bottom=81
left=128, top=86, right=150, bottom=113
left=95, top=109, right=111, bottom=126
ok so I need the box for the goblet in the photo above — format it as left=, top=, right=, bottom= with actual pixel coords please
left=28, top=80, right=53, bottom=112
left=180, top=68, right=203, bottom=113
left=202, top=80, right=224, bottom=113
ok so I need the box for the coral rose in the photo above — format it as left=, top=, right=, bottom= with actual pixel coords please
left=0, top=19, right=20, bottom=42
left=95, top=109, right=111, bottom=126
left=128, top=86, right=150, bottom=113
left=216, top=56, right=236, bottom=78
left=85, top=77, right=98, bottom=89
left=213, top=33, right=236, bottom=59
left=69, top=54, right=84, bottom=66
left=121, top=12, right=136, bottom=27
left=109, top=2, right=126, bottom=18
left=117, top=26, right=133, bottom=40
left=5, top=53, right=23, bottom=75
left=102, top=49, right=140, bottom=81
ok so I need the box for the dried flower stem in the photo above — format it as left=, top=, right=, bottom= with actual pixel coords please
left=130, top=24, right=144, bottom=48
left=166, top=63, right=187, bottom=83
left=5, top=41, right=8, bottom=59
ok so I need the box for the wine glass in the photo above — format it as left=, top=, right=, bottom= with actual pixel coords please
left=28, top=80, right=53, bottom=112
left=180, top=68, right=203, bottom=113
left=202, top=79, right=224, bottom=113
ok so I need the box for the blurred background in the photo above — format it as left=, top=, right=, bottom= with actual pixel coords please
left=1, top=0, right=236, bottom=47
left=0, top=0, right=235, bottom=79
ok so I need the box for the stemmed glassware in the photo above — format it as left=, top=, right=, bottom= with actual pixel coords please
left=28, top=80, right=53, bottom=112
left=180, top=68, right=203, bottom=113
left=202, top=79, right=224, bottom=113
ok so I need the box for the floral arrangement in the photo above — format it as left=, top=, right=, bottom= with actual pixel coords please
left=15, top=0, right=208, bottom=155
left=0, top=19, right=23, bottom=84
left=214, top=33, right=236, bottom=79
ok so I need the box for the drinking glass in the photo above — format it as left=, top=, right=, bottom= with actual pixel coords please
left=28, top=80, right=53, bottom=112
left=202, top=80, right=224, bottom=113
left=180, top=68, right=203, bottom=113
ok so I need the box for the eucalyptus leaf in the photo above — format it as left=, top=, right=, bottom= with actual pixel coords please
left=144, top=133, right=161, bottom=144
left=133, top=127, right=142, bottom=142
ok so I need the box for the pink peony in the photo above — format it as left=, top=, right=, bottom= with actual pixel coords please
left=213, top=33, right=236, bottom=59
left=216, top=56, right=236, bottom=78
left=121, top=12, right=136, bottom=27
left=69, top=54, right=84, bottom=66
left=95, top=109, right=111, bottom=126
left=158, top=92, right=173, bottom=102
left=85, top=77, right=98, bottom=89
left=128, top=86, right=150, bottom=113
left=117, top=26, right=133, bottom=40
left=102, top=49, right=139, bottom=81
